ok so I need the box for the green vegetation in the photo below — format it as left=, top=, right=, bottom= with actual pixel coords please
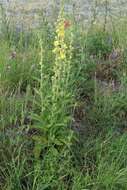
left=1, top=2, right=127, bottom=190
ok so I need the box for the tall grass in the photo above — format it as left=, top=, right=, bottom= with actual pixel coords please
left=1, top=1, right=127, bottom=190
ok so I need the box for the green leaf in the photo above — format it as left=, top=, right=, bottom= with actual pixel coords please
left=33, top=134, right=48, bottom=142
left=30, top=124, right=48, bottom=132
left=53, top=139, right=63, bottom=146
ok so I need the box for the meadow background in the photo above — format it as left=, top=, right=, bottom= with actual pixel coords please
left=1, top=0, right=127, bottom=189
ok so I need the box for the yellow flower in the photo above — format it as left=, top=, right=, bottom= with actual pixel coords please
left=54, top=40, right=59, bottom=47
left=53, top=16, right=69, bottom=62
left=56, top=21, right=65, bottom=39
left=60, top=50, right=66, bottom=60
left=58, top=28, right=65, bottom=38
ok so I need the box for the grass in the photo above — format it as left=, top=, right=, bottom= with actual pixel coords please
left=1, top=1, right=127, bottom=190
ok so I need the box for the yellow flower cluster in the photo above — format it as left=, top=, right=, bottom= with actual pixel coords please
left=53, top=18, right=67, bottom=60
left=52, top=9, right=73, bottom=103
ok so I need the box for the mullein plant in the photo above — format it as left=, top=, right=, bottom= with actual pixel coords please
left=51, top=8, right=74, bottom=145
left=32, top=4, right=75, bottom=171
